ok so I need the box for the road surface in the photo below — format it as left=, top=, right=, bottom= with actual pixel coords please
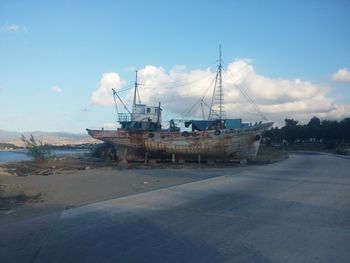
left=1, top=153, right=350, bottom=262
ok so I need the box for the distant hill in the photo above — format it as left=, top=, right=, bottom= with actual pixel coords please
left=0, top=129, right=98, bottom=146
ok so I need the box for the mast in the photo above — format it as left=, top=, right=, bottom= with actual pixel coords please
left=209, top=45, right=225, bottom=122
left=132, top=70, right=138, bottom=115
left=218, top=45, right=224, bottom=121
left=157, top=101, right=161, bottom=130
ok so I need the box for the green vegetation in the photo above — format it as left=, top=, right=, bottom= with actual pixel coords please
left=252, top=145, right=288, bottom=164
left=264, top=117, right=350, bottom=154
left=0, top=142, right=21, bottom=150
left=21, top=135, right=52, bottom=161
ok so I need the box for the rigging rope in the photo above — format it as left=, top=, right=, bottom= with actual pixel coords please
left=141, top=71, right=214, bottom=90
left=112, top=59, right=269, bottom=123
left=221, top=60, right=268, bottom=121
left=176, top=74, right=217, bottom=119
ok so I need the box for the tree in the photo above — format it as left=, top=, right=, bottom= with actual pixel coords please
left=263, top=117, right=350, bottom=146
left=282, top=118, right=300, bottom=143
left=307, top=116, right=321, bottom=127
left=306, top=116, right=321, bottom=140
left=339, top=118, right=350, bottom=141
left=321, top=120, right=340, bottom=141
left=21, top=135, right=52, bottom=161
left=284, top=118, right=299, bottom=128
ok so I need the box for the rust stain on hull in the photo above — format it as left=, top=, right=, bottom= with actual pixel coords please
left=87, top=122, right=273, bottom=161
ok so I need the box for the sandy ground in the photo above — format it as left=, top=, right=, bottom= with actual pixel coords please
left=0, top=148, right=288, bottom=225
left=0, top=163, right=229, bottom=225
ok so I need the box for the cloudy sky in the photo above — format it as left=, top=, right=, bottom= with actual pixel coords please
left=1, top=0, right=349, bottom=133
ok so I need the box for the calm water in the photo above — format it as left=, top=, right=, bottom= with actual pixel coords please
left=0, top=151, right=29, bottom=164
left=0, top=150, right=88, bottom=164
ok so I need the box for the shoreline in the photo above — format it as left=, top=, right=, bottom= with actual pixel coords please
left=0, top=149, right=26, bottom=153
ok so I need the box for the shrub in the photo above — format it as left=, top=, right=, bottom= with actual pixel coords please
left=21, top=135, right=52, bottom=161
left=335, top=146, right=347, bottom=155
left=89, top=143, right=117, bottom=160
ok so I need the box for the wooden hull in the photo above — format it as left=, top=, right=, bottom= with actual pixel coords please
left=87, top=122, right=273, bottom=161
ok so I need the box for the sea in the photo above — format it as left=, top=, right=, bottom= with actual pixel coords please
left=0, top=150, right=88, bottom=164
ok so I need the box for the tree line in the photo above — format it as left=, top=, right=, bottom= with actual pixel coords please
left=264, top=117, right=350, bottom=148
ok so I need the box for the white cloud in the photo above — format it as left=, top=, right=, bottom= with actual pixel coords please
left=1, top=24, right=26, bottom=32
left=91, top=72, right=123, bottom=105
left=52, top=85, right=62, bottom=93
left=331, top=68, right=350, bottom=83
left=92, top=60, right=350, bottom=126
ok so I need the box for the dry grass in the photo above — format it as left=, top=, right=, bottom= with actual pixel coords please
left=0, top=190, right=42, bottom=211
left=0, top=146, right=290, bottom=177
left=250, top=145, right=289, bottom=164
left=0, top=155, right=107, bottom=176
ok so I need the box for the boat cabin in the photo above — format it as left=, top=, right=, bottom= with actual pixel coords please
left=132, top=104, right=162, bottom=123
left=119, top=103, right=162, bottom=131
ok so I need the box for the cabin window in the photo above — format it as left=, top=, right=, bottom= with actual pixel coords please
left=146, top=108, right=151, bottom=113
left=155, top=108, right=158, bottom=114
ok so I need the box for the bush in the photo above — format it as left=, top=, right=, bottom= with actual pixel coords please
left=89, top=143, right=117, bottom=160
left=21, top=135, right=52, bottom=161
left=335, top=147, right=347, bottom=155
left=325, top=140, right=337, bottom=149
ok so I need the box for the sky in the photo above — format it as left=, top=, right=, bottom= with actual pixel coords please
left=1, top=0, right=350, bottom=133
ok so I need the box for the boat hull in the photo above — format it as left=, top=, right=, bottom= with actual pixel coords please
left=87, top=122, right=273, bottom=162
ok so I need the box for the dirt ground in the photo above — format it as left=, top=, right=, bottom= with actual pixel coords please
left=0, top=149, right=287, bottom=225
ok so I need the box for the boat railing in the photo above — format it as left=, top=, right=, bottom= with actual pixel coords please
left=118, top=113, right=131, bottom=122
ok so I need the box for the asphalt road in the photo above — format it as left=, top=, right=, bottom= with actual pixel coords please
left=1, top=153, right=350, bottom=263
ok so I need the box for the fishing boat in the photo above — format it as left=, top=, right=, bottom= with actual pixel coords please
left=87, top=49, right=273, bottom=163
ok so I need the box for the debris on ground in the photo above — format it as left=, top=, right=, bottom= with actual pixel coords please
left=0, top=156, right=107, bottom=176
left=0, top=147, right=289, bottom=177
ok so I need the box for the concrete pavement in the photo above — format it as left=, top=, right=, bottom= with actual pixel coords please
left=1, top=153, right=350, bottom=262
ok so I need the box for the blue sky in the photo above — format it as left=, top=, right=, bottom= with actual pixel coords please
left=1, top=0, right=350, bottom=133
